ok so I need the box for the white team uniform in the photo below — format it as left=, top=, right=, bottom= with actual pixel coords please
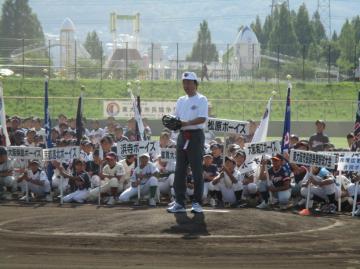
left=89, top=128, right=104, bottom=144
left=0, top=159, right=17, bottom=193
left=80, top=150, right=93, bottom=162
left=18, top=169, right=51, bottom=196
left=87, top=162, right=125, bottom=201
left=301, top=170, right=340, bottom=205
left=156, top=160, right=175, bottom=196
left=235, top=164, right=257, bottom=198
left=119, top=159, right=135, bottom=185
left=63, top=173, right=90, bottom=203
left=52, top=168, right=70, bottom=194
left=119, top=162, right=158, bottom=202
left=209, top=170, right=243, bottom=203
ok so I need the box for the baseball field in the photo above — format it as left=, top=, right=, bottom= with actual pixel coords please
left=0, top=201, right=359, bottom=269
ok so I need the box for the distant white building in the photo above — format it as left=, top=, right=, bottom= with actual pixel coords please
left=60, top=18, right=76, bottom=77
left=148, top=43, right=163, bottom=64
left=232, top=26, right=261, bottom=72
left=59, top=18, right=90, bottom=78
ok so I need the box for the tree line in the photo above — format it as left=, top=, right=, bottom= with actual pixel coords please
left=0, top=1, right=359, bottom=78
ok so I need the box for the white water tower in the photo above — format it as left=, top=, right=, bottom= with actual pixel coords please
left=233, top=26, right=261, bottom=71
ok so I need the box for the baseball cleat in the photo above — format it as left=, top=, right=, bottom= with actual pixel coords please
left=190, top=202, right=203, bottom=214
left=167, top=202, right=186, bottom=213
left=256, top=201, right=269, bottom=209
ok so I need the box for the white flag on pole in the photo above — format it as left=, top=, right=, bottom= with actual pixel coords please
left=129, top=90, right=145, bottom=141
left=0, top=82, right=10, bottom=146
left=251, top=96, right=272, bottom=143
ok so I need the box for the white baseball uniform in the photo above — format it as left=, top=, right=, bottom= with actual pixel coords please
left=87, top=162, right=125, bottom=201
left=119, top=162, right=158, bottom=202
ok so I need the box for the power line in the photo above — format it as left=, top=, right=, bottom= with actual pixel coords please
left=317, top=0, right=332, bottom=37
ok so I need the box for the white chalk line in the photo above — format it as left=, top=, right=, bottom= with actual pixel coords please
left=0, top=215, right=344, bottom=239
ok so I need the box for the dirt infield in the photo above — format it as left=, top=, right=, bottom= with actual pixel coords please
left=0, top=202, right=359, bottom=269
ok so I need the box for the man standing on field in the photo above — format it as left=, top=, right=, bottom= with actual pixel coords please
left=167, top=72, right=208, bottom=214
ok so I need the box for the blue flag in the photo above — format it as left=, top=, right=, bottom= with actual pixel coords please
left=281, top=87, right=291, bottom=153
left=44, top=78, right=54, bottom=181
left=44, top=79, right=52, bottom=148
left=351, top=91, right=360, bottom=151
left=76, top=92, right=83, bottom=145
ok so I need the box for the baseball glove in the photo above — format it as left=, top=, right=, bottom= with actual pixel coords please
left=162, top=114, right=182, bottom=131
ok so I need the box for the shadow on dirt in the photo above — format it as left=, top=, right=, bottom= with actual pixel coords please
left=161, top=212, right=209, bottom=238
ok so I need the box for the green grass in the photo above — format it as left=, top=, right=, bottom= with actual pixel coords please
left=268, top=137, right=349, bottom=150
left=1, top=77, right=359, bottom=121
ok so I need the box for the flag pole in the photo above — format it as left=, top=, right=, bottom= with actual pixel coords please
left=127, top=82, right=142, bottom=206
left=76, top=85, right=85, bottom=146
left=281, top=74, right=292, bottom=154
left=43, top=69, right=55, bottom=204
left=0, top=76, right=11, bottom=146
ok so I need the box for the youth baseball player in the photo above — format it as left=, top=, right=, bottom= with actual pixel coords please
left=119, top=152, right=158, bottom=207
left=0, top=147, right=17, bottom=200
left=208, top=156, right=243, bottom=206
left=300, top=166, right=340, bottom=213
left=87, top=152, right=125, bottom=205
left=17, top=159, right=52, bottom=201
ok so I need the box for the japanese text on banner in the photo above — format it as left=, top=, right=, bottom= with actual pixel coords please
left=117, top=141, right=160, bottom=157
left=42, top=146, right=80, bottom=162
left=244, top=141, right=281, bottom=157
left=160, top=148, right=176, bottom=162
left=337, top=156, right=360, bottom=172
left=290, top=150, right=336, bottom=169
left=207, top=118, right=249, bottom=135
left=6, top=146, right=43, bottom=160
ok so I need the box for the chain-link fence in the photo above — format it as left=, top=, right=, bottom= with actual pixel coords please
left=0, top=38, right=359, bottom=121
left=1, top=38, right=359, bottom=83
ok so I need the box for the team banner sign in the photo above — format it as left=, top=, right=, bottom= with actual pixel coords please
left=319, top=151, right=360, bottom=162
left=207, top=118, right=249, bottom=135
left=117, top=141, right=160, bottom=157
left=7, top=146, right=43, bottom=160
left=244, top=141, right=281, bottom=157
left=42, top=146, right=80, bottom=162
left=337, top=156, right=360, bottom=172
left=238, top=157, right=261, bottom=175
left=160, top=148, right=176, bottom=162
left=289, top=150, right=336, bottom=169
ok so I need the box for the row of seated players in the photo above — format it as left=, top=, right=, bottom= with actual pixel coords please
left=1, top=146, right=360, bottom=215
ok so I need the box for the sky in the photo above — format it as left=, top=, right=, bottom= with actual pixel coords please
left=25, top=0, right=360, bottom=42
left=1, top=0, right=359, bottom=48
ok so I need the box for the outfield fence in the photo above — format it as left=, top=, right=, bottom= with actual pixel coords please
left=3, top=96, right=357, bottom=121
left=1, top=38, right=359, bottom=85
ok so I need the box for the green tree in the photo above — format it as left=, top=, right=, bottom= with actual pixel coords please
left=269, top=4, right=299, bottom=56
left=261, top=15, right=274, bottom=49
left=295, top=4, right=314, bottom=56
left=311, top=11, right=326, bottom=43
left=250, top=16, right=263, bottom=45
left=0, top=0, right=44, bottom=58
left=84, top=31, right=103, bottom=60
left=319, top=40, right=341, bottom=66
left=336, top=19, right=356, bottom=72
left=186, top=20, right=218, bottom=63
left=351, top=16, right=360, bottom=44
left=332, top=31, right=338, bottom=42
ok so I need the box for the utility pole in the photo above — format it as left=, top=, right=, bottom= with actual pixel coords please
left=271, top=0, right=290, bottom=15
left=317, top=0, right=332, bottom=38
